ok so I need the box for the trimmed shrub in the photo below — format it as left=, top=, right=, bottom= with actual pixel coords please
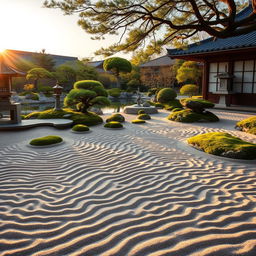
left=187, top=132, right=256, bottom=160
left=180, top=84, right=199, bottom=96
left=106, top=113, right=125, bottom=123
left=138, top=110, right=146, bottom=115
left=30, top=135, right=63, bottom=146
left=107, top=88, right=121, bottom=98
left=236, top=116, right=256, bottom=135
left=167, top=109, right=219, bottom=123
left=104, top=121, right=123, bottom=128
left=157, top=88, right=177, bottom=103
left=138, top=114, right=151, bottom=120
left=132, top=119, right=146, bottom=124
left=74, top=80, right=104, bottom=90
left=72, top=124, right=90, bottom=132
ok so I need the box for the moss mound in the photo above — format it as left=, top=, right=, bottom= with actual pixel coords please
left=172, top=108, right=183, bottom=112
left=132, top=119, right=146, bottom=124
left=168, top=109, right=219, bottom=123
left=24, top=108, right=103, bottom=126
left=236, top=116, right=256, bottom=135
left=180, top=98, right=215, bottom=109
left=104, top=121, right=123, bottom=128
left=164, top=99, right=183, bottom=110
left=187, top=132, right=256, bottom=160
left=30, top=135, right=63, bottom=146
left=155, top=103, right=164, bottom=108
left=138, top=114, right=151, bottom=120
left=138, top=110, right=145, bottom=115
left=72, top=124, right=90, bottom=132
left=106, top=113, right=125, bottom=123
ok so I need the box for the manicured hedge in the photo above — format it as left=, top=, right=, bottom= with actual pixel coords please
left=72, top=124, right=90, bottom=132
left=106, top=113, right=125, bottom=123
left=104, top=121, right=123, bottom=128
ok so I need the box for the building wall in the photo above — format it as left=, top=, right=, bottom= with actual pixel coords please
left=140, top=65, right=175, bottom=88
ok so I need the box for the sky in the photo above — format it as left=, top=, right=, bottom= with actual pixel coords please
left=0, top=0, right=128, bottom=60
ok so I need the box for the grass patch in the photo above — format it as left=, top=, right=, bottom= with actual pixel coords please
left=72, top=124, right=90, bottom=132
left=30, top=135, right=63, bottom=146
left=104, top=121, right=123, bottom=128
left=167, top=109, right=219, bottom=123
left=187, top=132, right=256, bottom=160
left=24, top=108, right=103, bottom=126
left=236, top=116, right=256, bottom=135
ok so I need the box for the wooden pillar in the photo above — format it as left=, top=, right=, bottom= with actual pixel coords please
left=202, top=61, right=209, bottom=99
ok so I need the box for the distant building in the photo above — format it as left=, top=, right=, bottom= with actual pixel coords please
left=87, top=60, right=105, bottom=73
left=168, top=4, right=256, bottom=107
left=4, top=49, right=78, bottom=67
left=139, top=56, right=176, bottom=88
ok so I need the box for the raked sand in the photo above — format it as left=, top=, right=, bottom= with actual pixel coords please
left=0, top=110, right=256, bottom=256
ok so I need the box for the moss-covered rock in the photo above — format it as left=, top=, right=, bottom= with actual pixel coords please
left=180, top=98, right=215, bottom=109
left=132, top=119, right=146, bottom=124
left=106, top=113, right=125, bottom=123
left=164, top=99, right=183, bottom=110
left=167, top=109, right=219, bottom=123
left=24, top=108, right=103, bottom=126
left=187, top=132, right=256, bottom=160
left=104, top=121, right=123, bottom=128
left=155, top=103, right=164, bottom=108
left=157, top=88, right=177, bottom=103
left=236, top=116, right=256, bottom=135
left=72, top=124, right=90, bottom=132
left=172, top=108, right=183, bottom=112
left=138, top=113, right=151, bottom=120
left=29, top=135, right=63, bottom=146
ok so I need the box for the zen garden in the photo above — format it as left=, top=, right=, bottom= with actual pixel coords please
left=0, top=1, right=256, bottom=256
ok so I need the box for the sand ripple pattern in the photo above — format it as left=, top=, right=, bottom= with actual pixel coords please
left=0, top=112, right=256, bottom=256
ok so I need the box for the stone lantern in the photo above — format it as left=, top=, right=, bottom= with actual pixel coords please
left=214, top=72, right=234, bottom=107
left=0, top=54, right=25, bottom=124
left=53, top=83, right=63, bottom=111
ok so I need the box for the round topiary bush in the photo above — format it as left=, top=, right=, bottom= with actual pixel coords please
left=187, top=132, right=256, bottom=160
left=106, top=113, right=125, bottom=123
left=132, top=119, right=146, bottom=124
left=167, top=109, right=219, bottom=123
left=180, top=84, right=199, bottom=96
left=138, top=114, right=151, bottom=120
left=138, top=110, right=146, bottom=115
left=74, top=80, right=104, bottom=90
left=104, top=121, right=123, bottom=128
left=72, top=124, right=90, bottom=132
left=29, top=135, right=63, bottom=146
left=157, top=88, right=177, bottom=103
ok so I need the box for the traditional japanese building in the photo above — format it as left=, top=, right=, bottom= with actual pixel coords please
left=168, top=4, right=256, bottom=107
left=139, top=56, right=176, bottom=88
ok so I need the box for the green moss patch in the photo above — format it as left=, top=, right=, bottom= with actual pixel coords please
left=29, top=135, right=63, bottom=146
left=24, top=108, right=103, bottom=126
left=106, top=113, right=125, bottom=123
left=236, top=116, right=256, bottom=135
left=138, top=114, right=151, bottom=120
left=187, top=132, right=256, bottom=160
left=132, top=119, right=146, bottom=124
left=168, top=109, right=219, bottom=123
left=138, top=110, right=145, bottom=115
left=104, top=121, right=123, bottom=128
left=72, top=124, right=90, bottom=132
left=164, top=99, right=183, bottom=110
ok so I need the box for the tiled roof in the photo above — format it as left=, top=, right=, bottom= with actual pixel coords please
left=87, top=60, right=104, bottom=68
left=0, top=55, right=25, bottom=76
left=167, top=5, right=256, bottom=57
left=140, top=55, right=175, bottom=67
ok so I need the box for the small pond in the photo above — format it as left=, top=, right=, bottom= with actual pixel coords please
left=21, top=99, right=136, bottom=115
